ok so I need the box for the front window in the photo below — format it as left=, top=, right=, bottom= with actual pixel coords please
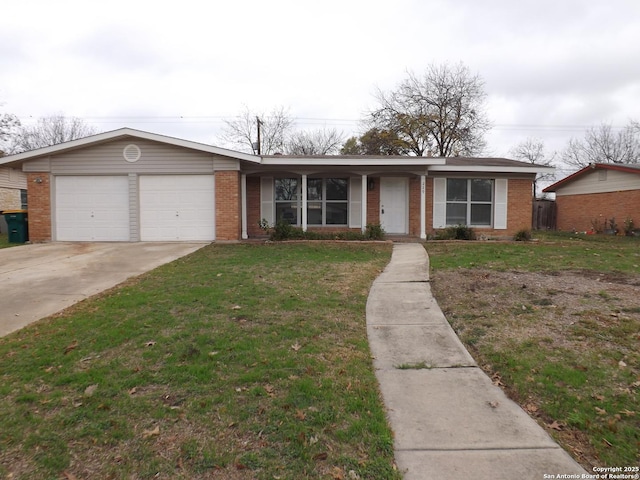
left=274, top=177, right=348, bottom=226
left=275, top=178, right=299, bottom=224
left=446, top=179, right=493, bottom=226
left=308, top=178, right=348, bottom=225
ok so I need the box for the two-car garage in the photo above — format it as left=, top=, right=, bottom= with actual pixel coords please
left=55, top=175, right=216, bottom=242
left=2, top=129, right=259, bottom=243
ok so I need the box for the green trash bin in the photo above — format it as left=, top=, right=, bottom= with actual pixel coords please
left=2, top=209, right=28, bottom=243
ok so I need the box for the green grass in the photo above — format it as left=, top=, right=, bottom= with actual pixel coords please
left=0, top=242, right=399, bottom=479
left=427, top=231, right=639, bottom=468
left=0, top=233, right=15, bottom=248
left=428, top=230, right=640, bottom=274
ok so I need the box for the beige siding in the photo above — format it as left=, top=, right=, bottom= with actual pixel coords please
left=213, top=157, right=241, bottom=171
left=22, top=139, right=240, bottom=175
left=52, top=139, right=215, bottom=174
left=128, top=174, right=140, bottom=242
left=22, top=158, right=52, bottom=173
left=556, top=169, right=640, bottom=196
left=0, top=167, right=27, bottom=189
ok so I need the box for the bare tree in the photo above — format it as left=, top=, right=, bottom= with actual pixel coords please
left=561, top=121, right=640, bottom=169
left=286, top=128, right=344, bottom=155
left=219, top=106, right=346, bottom=156
left=9, top=114, right=97, bottom=154
left=0, top=112, right=21, bottom=156
left=509, top=137, right=556, bottom=197
left=219, top=106, right=293, bottom=155
left=368, top=62, right=491, bottom=157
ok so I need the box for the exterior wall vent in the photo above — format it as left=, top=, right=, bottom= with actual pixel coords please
left=598, top=169, right=607, bottom=181
left=123, top=144, right=141, bottom=163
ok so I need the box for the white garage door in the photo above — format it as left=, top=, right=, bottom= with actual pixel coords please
left=56, top=176, right=130, bottom=241
left=139, top=175, right=215, bottom=241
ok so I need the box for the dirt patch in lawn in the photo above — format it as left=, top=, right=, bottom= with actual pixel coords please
left=430, top=268, right=640, bottom=469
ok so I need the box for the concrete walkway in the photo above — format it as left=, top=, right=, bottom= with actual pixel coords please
left=366, top=243, right=588, bottom=480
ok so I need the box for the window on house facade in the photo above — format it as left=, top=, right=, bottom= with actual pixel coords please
left=274, top=177, right=348, bottom=226
left=446, top=179, right=494, bottom=226
left=275, top=178, right=299, bottom=224
left=307, top=178, right=348, bottom=225
left=20, top=189, right=28, bottom=210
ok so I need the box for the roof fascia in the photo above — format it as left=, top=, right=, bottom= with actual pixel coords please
left=429, top=165, right=554, bottom=174
left=259, top=157, right=447, bottom=167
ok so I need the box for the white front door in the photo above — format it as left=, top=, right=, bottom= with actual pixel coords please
left=380, top=177, right=408, bottom=234
left=55, top=176, right=130, bottom=241
left=139, top=175, right=215, bottom=241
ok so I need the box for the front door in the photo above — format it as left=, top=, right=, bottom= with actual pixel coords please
left=380, top=177, right=408, bottom=234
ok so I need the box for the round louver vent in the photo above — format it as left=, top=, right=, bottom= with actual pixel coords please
left=123, top=144, right=141, bottom=162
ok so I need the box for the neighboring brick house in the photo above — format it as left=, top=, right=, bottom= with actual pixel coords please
left=0, top=128, right=551, bottom=242
left=0, top=166, right=28, bottom=234
left=543, top=163, right=640, bottom=233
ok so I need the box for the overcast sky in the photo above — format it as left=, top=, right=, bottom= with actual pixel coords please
left=2, top=0, right=639, bottom=175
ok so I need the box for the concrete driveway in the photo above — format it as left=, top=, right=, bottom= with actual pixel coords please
left=0, top=242, right=208, bottom=337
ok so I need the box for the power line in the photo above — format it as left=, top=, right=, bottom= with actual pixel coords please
left=15, top=114, right=627, bottom=131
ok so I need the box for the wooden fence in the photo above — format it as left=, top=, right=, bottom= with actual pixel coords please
left=532, top=200, right=556, bottom=230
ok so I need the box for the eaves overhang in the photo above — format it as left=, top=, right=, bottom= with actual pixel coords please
left=259, top=156, right=447, bottom=167
left=428, top=165, right=554, bottom=174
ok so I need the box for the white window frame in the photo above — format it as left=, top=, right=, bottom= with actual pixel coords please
left=274, top=177, right=349, bottom=226
left=307, top=178, right=348, bottom=226
left=274, top=178, right=300, bottom=225
left=445, top=178, right=494, bottom=227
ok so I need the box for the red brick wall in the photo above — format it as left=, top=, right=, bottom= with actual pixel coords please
left=408, top=177, right=421, bottom=236
left=556, top=190, right=640, bottom=232
left=506, top=178, right=533, bottom=235
left=367, top=179, right=380, bottom=225
left=26, top=173, right=51, bottom=242
left=215, top=171, right=241, bottom=240
left=425, top=177, right=434, bottom=232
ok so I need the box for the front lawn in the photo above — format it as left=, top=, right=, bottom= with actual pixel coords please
left=0, top=242, right=398, bottom=479
left=427, top=232, right=639, bottom=469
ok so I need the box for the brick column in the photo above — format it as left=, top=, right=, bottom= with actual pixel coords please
left=215, top=171, right=241, bottom=241
left=367, top=178, right=380, bottom=224
left=26, top=173, right=52, bottom=242
left=507, top=178, right=534, bottom=235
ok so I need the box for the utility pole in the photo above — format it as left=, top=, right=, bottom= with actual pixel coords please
left=256, top=116, right=263, bottom=155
